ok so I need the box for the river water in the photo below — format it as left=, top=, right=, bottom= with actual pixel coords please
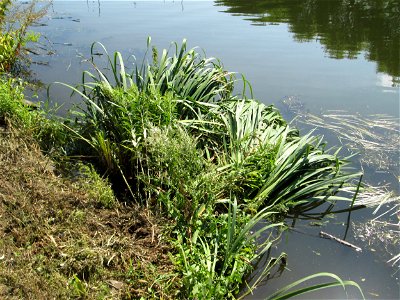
left=29, top=1, right=399, bottom=298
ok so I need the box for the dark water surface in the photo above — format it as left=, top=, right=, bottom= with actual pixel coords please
left=30, top=1, right=399, bottom=299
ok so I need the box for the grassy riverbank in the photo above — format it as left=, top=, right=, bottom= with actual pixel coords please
left=0, top=130, right=177, bottom=299
left=0, top=2, right=365, bottom=298
left=0, top=39, right=365, bottom=298
left=0, top=79, right=179, bottom=299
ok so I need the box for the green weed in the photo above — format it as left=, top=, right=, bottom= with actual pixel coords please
left=0, top=0, right=49, bottom=74
left=0, top=78, right=72, bottom=156
left=0, top=36, right=364, bottom=299
left=78, top=163, right=116, bottom=209
left=53, top=39, right=366, bottom=299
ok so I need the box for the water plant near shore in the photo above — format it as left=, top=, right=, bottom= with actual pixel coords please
left=0, top=66, right=365, bottom=298
left=53, top=39, right=364, bottom=298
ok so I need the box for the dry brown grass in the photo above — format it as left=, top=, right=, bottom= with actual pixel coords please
left=0, top=127, right=177, bottom=299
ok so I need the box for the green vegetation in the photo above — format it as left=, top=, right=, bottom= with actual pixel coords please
left=0, top=2, right=366, bottom=298
left=50, top=40, right=363, bottom=298
left=0, top=0, right=47, bottom=74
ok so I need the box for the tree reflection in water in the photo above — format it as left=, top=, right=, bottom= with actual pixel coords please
left=215, top=0, right=400, bottom=81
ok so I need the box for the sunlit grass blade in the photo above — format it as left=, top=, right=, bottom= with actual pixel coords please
left=265, top=272, right=364, bottom=300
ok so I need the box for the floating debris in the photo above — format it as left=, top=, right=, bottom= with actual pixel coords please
left=353, top=191, right=400, bottom=269
left=320, top=231, right=362, bottom=252
left=51, top=16, right=73, bottom=20
left=282, top=97, right=400, bottom=177
left=31, top=61, right=49, bottom=66
left=282, top=95, right=304, bottom=114
left=283, top=96, right=400, bottom=269
left=31, top=22, right=47, bottom=27
left=356, top=184, right=399, bottom=209
left=53, top=42, right=73, bottom=46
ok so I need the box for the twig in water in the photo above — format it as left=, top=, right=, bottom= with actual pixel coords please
left=320, top=231, right=362, bottom=252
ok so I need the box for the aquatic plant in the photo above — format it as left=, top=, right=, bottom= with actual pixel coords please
left=52, top=39, right=365, bottom=299
left=174, top=200, right=283, bottom=299
left=265, top=272, right=365, bottom=300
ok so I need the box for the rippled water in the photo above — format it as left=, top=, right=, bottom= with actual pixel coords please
left=29, top=1, right=399, bottom=298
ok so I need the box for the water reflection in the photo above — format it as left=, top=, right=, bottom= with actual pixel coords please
left=215, top=0, right=400, bottom=81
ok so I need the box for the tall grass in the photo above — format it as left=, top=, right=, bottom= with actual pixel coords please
left=0, top=0, right=49, bottom=74
left=53, top=39, right=365, bottom=299
left=175, top=199, right=283, bottom=299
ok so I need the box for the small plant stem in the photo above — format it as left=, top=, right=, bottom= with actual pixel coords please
left=344, top=174, right=363, bottom=240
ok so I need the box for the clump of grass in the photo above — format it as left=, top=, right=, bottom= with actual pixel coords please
left=173, top=200, right=284, bottom=299
left=140, top=125, right=214, bottom=221
left=74, top=163, right=116, bottom=209
left=0, top=77, right=73, bottom=156
left=0, top=77, right=32, bottom=126
left=54, top=39, right=364, bottom=299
